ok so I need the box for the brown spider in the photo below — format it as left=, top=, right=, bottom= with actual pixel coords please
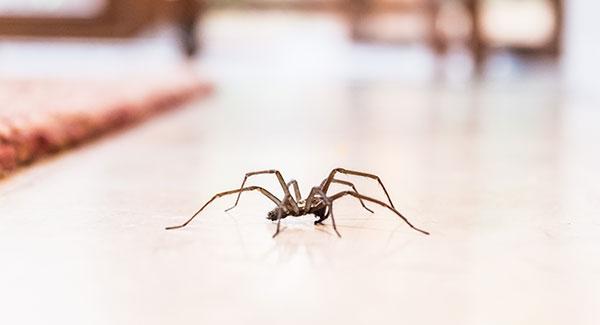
left=166, top=168, right=430, bottom=238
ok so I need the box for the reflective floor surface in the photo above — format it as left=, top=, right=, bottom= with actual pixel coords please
left=1, top=78, right=599, bottom=324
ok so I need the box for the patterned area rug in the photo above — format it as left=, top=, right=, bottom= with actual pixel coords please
left=0, top=73, right=212, bottom=177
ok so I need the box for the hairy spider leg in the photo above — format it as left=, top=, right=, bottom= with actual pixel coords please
left=327, top=191, right=430, bottom=235
left=166, top=186, right=282, bottom=230
left=319, top=178, right=374, bottom=213
left=225, top=170, right=299, bottom=214
left=321, top=168, right=397, bottom=209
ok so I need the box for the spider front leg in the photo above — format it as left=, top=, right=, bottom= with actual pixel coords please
left=304, top=187, right=324, bottom=223
left=319, top=178, right=374, bottom=213
left=270, top=182, right=307, bottom=238
left=327, top=191, right=429, bottom=235
left=303, top=187, right=341, bottom=237
left=166, top=186, right=282, bottom=230
left=315, top=188, right=341, bottom=237
left=321, top=168, right=397, bottom=208
left=272, top=189, right=305, bottom=238
left=272, top=194, right=290, bottom=238
left=225, top=170, right=299, bottom=214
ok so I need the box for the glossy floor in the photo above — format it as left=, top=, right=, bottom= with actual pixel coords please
left=1, top=77, right=599, bottom=324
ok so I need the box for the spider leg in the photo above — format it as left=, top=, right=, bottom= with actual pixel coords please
left=319, top=178, right=374, bottom=213
left=313, top=188, right=341, bottom=237
left=272, top=200, right=285, bottom=238
left=321, top=168, right=397, bottom=208
left=225, top=170, right=299, bottom=214
left=302, top=187, right=340, bottom=237
left=304, top=186, right=323, bottom=217
left=166, top=186, right=282, bottom=230
left=280, top=181, right=301, bottom=214
left=286, top=180, right=302, bottom=202
left=272, top=191, right=299, bottom=238
left=327, top=191, right=430, bottom=235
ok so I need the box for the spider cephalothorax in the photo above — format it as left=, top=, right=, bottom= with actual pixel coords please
left=166, top=168, right=429, bottom=238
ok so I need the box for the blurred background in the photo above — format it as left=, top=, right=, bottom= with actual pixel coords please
left=0, top=0, right=596, bottom=95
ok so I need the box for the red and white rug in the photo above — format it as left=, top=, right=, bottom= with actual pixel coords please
left=0, top=73, right=212, bottom=177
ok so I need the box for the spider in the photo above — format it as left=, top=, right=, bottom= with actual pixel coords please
left=166, top=168, right=429, bottom=238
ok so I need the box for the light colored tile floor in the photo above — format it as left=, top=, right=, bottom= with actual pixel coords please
left=1, top=10, right=599, bottom=325
left=1, top=78, right=599, bottom=325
